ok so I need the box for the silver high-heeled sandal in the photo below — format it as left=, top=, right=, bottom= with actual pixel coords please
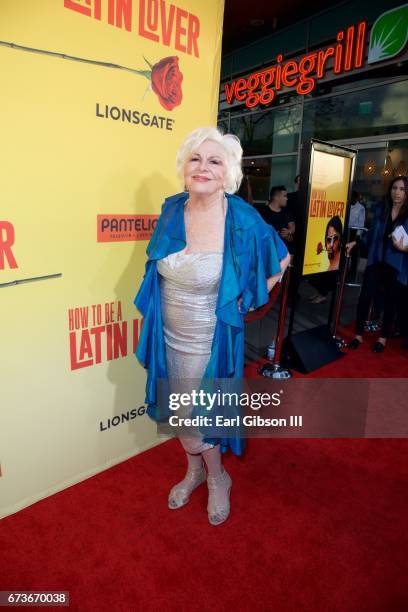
left=207, top=469, right=232, bottom=526
left=168, top=465, right=206, bottom=509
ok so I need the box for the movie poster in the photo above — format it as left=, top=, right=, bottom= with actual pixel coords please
left=302, top=147, right=354, bottom=276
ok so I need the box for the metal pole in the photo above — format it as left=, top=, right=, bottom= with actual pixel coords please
left=273, top=263, right=292, bottom=365
left=259, top=260, right=293, bottom=379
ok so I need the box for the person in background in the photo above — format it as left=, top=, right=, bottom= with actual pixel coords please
left=286, top=174, right=300, bottom=220
left=349, top=191, right=366, bottom=231
left=255, top=185, right=296, bottom=254
left=348, top=191, right=366, bottom=279
left=347, top=176, right=408, bottom=352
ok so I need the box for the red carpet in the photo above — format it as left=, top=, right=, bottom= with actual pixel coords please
left=1, top=435, right=408, bottom=611
left=1, top=327, right=407, bottom=611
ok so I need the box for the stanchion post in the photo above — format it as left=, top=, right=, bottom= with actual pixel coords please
left=273, top=261, right=292, bottom=365
left=259, top=259, right=293, bottom=379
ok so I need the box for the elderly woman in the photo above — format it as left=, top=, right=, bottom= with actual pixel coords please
left=134, top=127, right=290, bottom=525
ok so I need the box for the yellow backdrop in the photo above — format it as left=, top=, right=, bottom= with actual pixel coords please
left=0, top=0, right=224, bottom=519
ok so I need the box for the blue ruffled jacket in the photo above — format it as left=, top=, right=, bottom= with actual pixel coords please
left=134, top=192, right=288, bottom=455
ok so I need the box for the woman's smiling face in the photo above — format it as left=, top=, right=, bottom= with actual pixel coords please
left=184, top=140, right=227, bottom=197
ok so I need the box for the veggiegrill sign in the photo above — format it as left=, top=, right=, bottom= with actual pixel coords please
left=224, top=4, right=408, bottom=109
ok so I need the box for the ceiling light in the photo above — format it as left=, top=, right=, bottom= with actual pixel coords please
left=364, top=160, right=376, bottom=176
left=381, top=155, right=393, bottom=178
left=394, top=160, right=407, bottom=177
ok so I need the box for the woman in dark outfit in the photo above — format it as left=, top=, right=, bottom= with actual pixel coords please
left=347, top=176, right=408, bottom=352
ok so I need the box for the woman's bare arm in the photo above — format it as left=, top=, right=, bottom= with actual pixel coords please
left=266, top=253, right=291, bottom=292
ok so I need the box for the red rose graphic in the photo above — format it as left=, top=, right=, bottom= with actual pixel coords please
left=151, top=56, right=183, bottom=111
left=316, top=241, right=323, bottom=255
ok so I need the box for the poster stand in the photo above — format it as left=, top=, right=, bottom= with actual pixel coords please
left=283, top=139, right=357, bottom=373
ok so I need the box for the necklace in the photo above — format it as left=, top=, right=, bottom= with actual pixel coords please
left=185, top=195, right=227, bottom=217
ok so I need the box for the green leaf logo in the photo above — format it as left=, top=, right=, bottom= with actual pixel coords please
left=368, top=3, right=408, bottom=64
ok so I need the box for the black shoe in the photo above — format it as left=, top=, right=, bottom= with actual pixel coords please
left=372, top=341, right=385, bottom=353
left=348, top=338, right=362, bottom=350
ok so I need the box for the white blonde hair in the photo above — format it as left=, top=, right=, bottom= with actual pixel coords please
left=176, top=127, right=243, bottom=193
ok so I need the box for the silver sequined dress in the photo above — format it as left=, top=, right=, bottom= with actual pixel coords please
left=157, top=251, right=223, bottom=452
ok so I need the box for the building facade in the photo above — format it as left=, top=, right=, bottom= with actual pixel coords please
left=218, top=0, right=408, bottom=216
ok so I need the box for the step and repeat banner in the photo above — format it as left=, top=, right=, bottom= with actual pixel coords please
left=0, top=0, right=224, bottom=518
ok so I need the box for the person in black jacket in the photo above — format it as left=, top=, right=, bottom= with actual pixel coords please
left=347, top=176, right=408, bottom=352
left=286, top=174, right=300, bottom=220
left=256, top=185, right=296, bottom=254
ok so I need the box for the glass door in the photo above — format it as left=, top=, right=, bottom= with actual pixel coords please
left=331, top=135, right=408, bottom=225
